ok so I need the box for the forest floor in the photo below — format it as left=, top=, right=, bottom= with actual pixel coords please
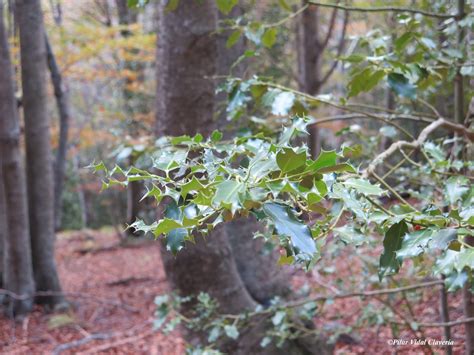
left=0, top=229, right=467, bottom=354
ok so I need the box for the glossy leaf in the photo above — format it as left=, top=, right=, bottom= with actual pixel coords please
left=263, top=202, right=316, bottom=258
left=379, top=221, right=408, bottom=279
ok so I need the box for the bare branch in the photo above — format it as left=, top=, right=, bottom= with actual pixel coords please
left=365, top=118, right=474, bottom=177
left=392, top=317, right=474, bottom=328
left=308, top=1, right=456, bottom=19
left=285, top=280, right=444, bottom=309
left=309, top=113, right=435, bottom=126
left=0, top=289, right=139, bottom=313
left=319, top=7, right=338, bottom=50
left=52, top=320, right=152, bottom=355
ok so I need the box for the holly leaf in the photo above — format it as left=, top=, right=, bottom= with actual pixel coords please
left=307, top=150, right=338, bottom=172
left=379, top=221, right=408, bottom=279
left=212, top=180, right=245, bottom=212
left=163, top=202, right=187, bottom=254
left=396, top=230, right=433, bottom=259
left=276, top=148, right=306, bottom=174
left=344, top=178, right=385, bottom=196
left=263, top=202, right=316, bottom=259
left=445, top=176, right=469, bottom=205
left=348, top=68, right=386, bottom=97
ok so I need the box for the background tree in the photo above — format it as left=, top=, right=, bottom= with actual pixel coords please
left=0, top=0, right=35, bottom=317
left=296, top=1, right=348, bottom=156
left=46, top=34, right=72, bottom=231
left=16, top=0, right=63, bottom=307
left=115, top=0, right=143, bottom=237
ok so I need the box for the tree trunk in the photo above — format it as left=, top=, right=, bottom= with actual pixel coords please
left=16, top=0, right=64, bottom=308
left=45, top=35, right=71, bottom=231
left=0, top=178, right=4, bottom=289
left=155, top=0, right=254, bottom=322
left=156, top=2, right=331, bottom=353
left=297, top=4, right=322, bottom=157
left=156, top=1, right=269, bottom=351
left=0, top=3, right=35, bottom=317
left=215, top=6, right=292, bottom=304
left=225, top=217, right=291, bottom=304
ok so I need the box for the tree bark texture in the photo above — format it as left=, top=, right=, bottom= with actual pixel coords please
left=0, top=2, right=35, bottom=316
left=155, top=0, right=255, bottom=320
left=46, top=35, right=71, bottom=231
left=16, top=0, right=63, bottom=307
left=297, top=4, right=322, bottom=157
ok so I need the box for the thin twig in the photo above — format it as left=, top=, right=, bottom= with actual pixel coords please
left=391, top=317, right=474, bottom=328
left=0, top=289, right=139, bottom=313
left=364, top=118, right=474, bottom=177
left=284, top=280, right=444, bottom=309
left=309, top=113, right=435, bottom=126
left=52, top=320, right=152, bottom=355
left=371, top=172, right=418, bottom=212
left=307, top=1, right=456, bottom=19
left=257, top=81, right=415, bottom=139
left=318, top=10, right=349, bottom=87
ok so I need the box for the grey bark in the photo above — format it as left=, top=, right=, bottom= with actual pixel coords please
left=0, top=2, right=35, bottom=316
left=16, top=0, right=63, bottom=307
left=297, top=5, right=323, bottom=158
left=46, top=35, right=71, bottom=231
left=155, top=0, right=254, bottom=319
left=0, top=173, right=3, bottom=289
left=225, top=217, right=291, bottom=304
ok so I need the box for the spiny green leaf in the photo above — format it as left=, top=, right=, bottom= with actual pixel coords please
left=344, top=178, right=385, bottom=196
left=396, top=230, right=433, bottom=259
left=212, top=180, right=245, bottom=212
left=180, top=176, right=205, bottom=197
left=445, top=176, right=469, bottom=205
left=379, top=221, right=408, bottom=280
left=154, top=218, right=183, bottom=236
left=276, top=148, right=306, bottom=174
left=456, top=247, right=474, bottom=272
left=307, top=150, right=338, bottom=172
left=163, top=201, right=187, bottom=254
left=334, top=226, right=367, bottom=246
left=263, top=202, right=316, bottom=258
left=394, top=32, right=414, bottom=52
